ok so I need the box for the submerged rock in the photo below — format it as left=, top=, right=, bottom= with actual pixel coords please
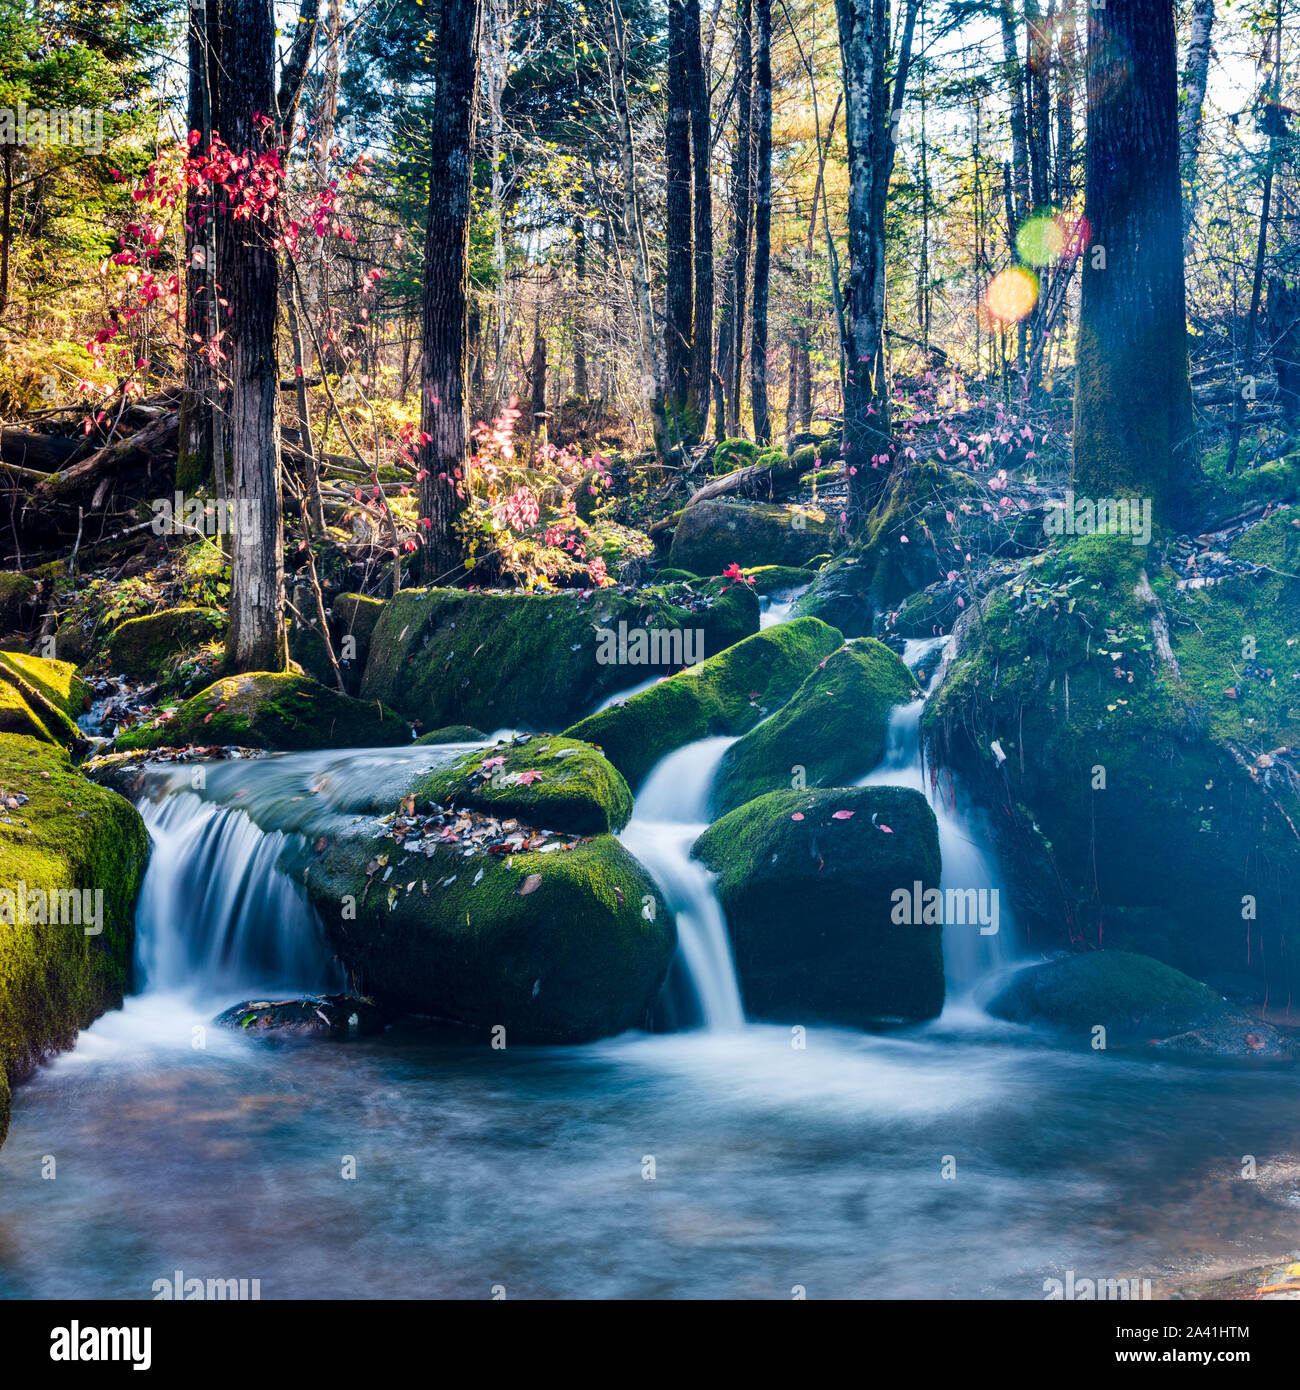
left=359, top=582, right=758, bottom=732
left=712, top=638, right=917, bottom=815
left=412, top=734, right=633, bottom=836
left=412, top=724, right=488, bottom=745
left=112, top=671, right=411, bottom=752
left=216, top=993, right=389, bottom=1038
left=0, top=733, right=150, bottom=1147
left=988, top=951, right=1294, bottom=1056
left=565, top=617, right=844, bottom=789
left=692, top=785, right=944, bottom=1027
left=668, top=499, right=835, bottom=575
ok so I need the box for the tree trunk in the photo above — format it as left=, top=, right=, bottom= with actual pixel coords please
left=604, top=0, right=671, bottom=458
left=1072, top=0, right=1195, bottom=525
left=1054, top=0, right=1077, bottom=204
left=665, top=0, right=694, bottom=420
left=749, top=0, right=772, bottom=444
left=218, top=0, right=287, bottom=672
left=1000, top=0, right=1030, bottom=224
left=684, top=0, right=714, bottom=440
left=1179, top=0, right=1215, bottom=244
left=715, top=0, right=753, bottom=438
left=418, top=0, right=483, bottom=583
left=835, top=0, right=892, bottom=525
left=572, top=214, right=589, bottom=400
left=1268, top=276, right=1300, bottom=426
left=1025, top=0, right=1051, bottom=209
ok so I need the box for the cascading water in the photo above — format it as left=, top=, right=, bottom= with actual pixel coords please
left=858, top=634, right=1015, bottom=996
left=758, top=584, right=810, bottom=629
left=619, top=737, right=745, bottom=1029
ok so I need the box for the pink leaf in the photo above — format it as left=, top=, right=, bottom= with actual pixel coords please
left=791, top=813, right=805, bottom=821
left=831, top=810, right=854, bottom=820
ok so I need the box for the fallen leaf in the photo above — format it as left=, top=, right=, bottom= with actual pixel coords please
left=517, top=873, right=542, bottom=895
left=831, top=810, right=854, bottom=820
left=791, top=813, right=805, bottom=821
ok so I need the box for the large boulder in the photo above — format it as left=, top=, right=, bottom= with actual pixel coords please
left=411, top=734, right=633, bottom=836
left=693, top=786, right=944, bottom=1026
left=104, top=606, right=225, bottom=680
left=712, top=638, right=918, bottom=815
left=668, top=499, right=835, bottom=574
left=0, top=573, right=37, bottom=633
left=112, top=671, right=412, bottom=752
left=290, top=813, right=674, bottom=1044
left=924, top=517, right=1300, bottom=999
left=989, top=951, right=1293, bottom=1056
left=359, top=583, right=758, bottom=732
left=565, top=617, right=844, bottom=789
left=792, top=553, right=876, bottom=637
left=0, top=734, right=150, bottom=1146
left=0, top=653, right=89, bottom=753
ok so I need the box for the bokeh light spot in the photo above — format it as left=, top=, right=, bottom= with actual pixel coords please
left=984, top=267, right=1039, bottom=326
left=1016, top=213, right=1065, bottom=267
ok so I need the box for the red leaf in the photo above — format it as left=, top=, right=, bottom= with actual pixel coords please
left=831, top=810, right=854, bottom=820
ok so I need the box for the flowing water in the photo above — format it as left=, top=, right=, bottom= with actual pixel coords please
left=1, top=620, right=1296, bottom=1299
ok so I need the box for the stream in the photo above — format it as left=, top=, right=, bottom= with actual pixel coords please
left=0, top=608, right=1296, bottom=1299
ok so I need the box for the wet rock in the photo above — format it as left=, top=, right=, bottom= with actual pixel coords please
left=667, top=499, right=835, bottom=575
left=216, top=993, right=390, bottom=1038
left=104, top=607, right=225, bottom=681
left=692, top=785, right=944, bottom=1027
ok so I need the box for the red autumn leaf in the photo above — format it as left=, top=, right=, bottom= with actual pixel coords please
left=790, top=812, right=805, bottom=821
left=831, top=810, right=854, bottom=820
left=516, top=770, right=544, bottom=785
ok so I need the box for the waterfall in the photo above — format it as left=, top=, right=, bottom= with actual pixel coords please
left=134, top=792, right=343, bottom=1002
left=857, top=635, right=1014, bottom=995
left=619, top=737, right=746, bottom=1030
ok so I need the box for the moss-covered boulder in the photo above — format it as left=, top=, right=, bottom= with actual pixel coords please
left=988, top=951, right=1293, bottom=1056
left=565, top=617, right=844, bottom=789
left=359, top=584, right=758, bottom=733
left=104, top=606, right=225, bottom=680
left=792, top=552, right=876, bottom=637
left=712, top=639, right=918, bottom=815
left=412, top=735, right=633, bottom=836
left=0, top=734, right=150, bottom=1146
left=742, top=564, right=818, bottom=594
left=711, top=438, right=760, bottom=474
left=0, top=654, right=88, bottom=754
left=693, top=786, right=944, bottom=1026
left=0, top=572, right=37, bottom=632
left=413, top=724, right=488, bottom=745
left=113, top=672, right=412, bottom=752
left=925, top=517, right=1300, bottom=998
left=292, top=823, right=674, bottom=1043
left=0, top=651, right=90, bottom=720
left=668, top=499, right=836, bottom=575
left=334, top=593, right=385, bottom=681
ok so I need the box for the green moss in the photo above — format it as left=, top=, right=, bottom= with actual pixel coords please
left=0, top=651, right=90, bottom=720
left=0, top=734, right=149, bottom=1148
left=564, top=617, right=844, bottom=789
left=359, top=585, right=758, bottom=732
left=668, top=499, right=836, bottom=574
left=0, top=683, right=55, bottom=745
left=0, top=573, right=36, bottom=631
left=413, top=724, right=488, bottom=745
left=113, top=672, right=412, bottom=752
left=713, top=638, right=917, bottom=814
left=652, top=567, right=701, bottom=583
left=988, top=951, right=1229, bottom=1039
left=740, top=564, right=817, bottom=594
left=293, top=826, right=674, bottom=1043
left=413, top=735, right=634, bottom=835
left=0, top=672, right=83, bottom=753
left=104, top=607, right=226, bottom=681
left=712, top=438, right=760, bottom=474
left=692, top=785, right=943, bottom=1025
left=792, top=552, right=874, bottom=636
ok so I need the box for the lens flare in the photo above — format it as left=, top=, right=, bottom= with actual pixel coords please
left=984, top=267, right=1039, bottom=326
left=1016, top=214, right=1065, bottom=267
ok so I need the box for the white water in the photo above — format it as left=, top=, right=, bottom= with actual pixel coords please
left=619, top=737, right=746, bottom=1030
left=758, top=584, right=810, bottom=629
left=857, top=635, right=1015, bottom=997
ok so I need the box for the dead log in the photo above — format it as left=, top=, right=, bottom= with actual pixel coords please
left=0, top=427, right=86, bottom=472
left=34, top=412, right=179, bottom=502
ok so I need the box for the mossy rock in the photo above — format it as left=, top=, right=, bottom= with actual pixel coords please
left=925, top=522, right=1300, bottom=997
left=886, top=581, right=967, bottom=638
left=652, top=567, right=701, bottom=583
left=792, top=552, right=875, bottom=637
left=668, top=499, right=835, bottom=575
left=286, top=615, right=337, bottom=688
left=412, top=725, right=488, bottom=745
left=0, top=573, right=36, bottom=631
left=0, top=672, right=84, bottom=755
left=693, top=785, right=944, bottom=1027
left=333, top=593, right=386, bottom=689
left=104, top=607, right=225, bottom=680
left=713, top=639, right=918, bottom=815
left=0, top=683, right=57, bottom=746
left=988, top=951, right=1291, bottom=1055
left=807, top=467, right=842, bottom=488
left=0, top=734, right=150, bottom=1147
left=565, top=617, right=844, bottom=789
left=740, top=564, right=817, bottom=595
left=711, top=438, right=760, bottom=474
left=291, top=825, right=674, bottom=1043
left=412, top=735, right=633, bottom=836
left=113, top=672, right=412, bottom=752
left=359, top=585, right=758, bottom=733
left=0, top=651, right=90, bottom=721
